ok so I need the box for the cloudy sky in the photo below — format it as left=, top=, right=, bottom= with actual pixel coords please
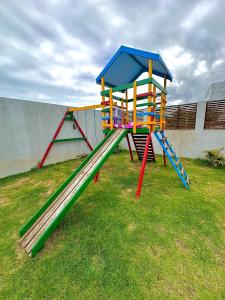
left=0, top=0, right=225, bottom=106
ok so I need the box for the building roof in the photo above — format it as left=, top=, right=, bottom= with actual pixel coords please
left=205, top=81, right=225, bottom=101
left=96, top=45, right=173, bottom=87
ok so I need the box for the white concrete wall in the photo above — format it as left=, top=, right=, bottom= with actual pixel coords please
left=0, top=97, right=103, bottom=178
left=1, top=98, right=224, bottom=179
left=122, top=101, right=225, bottom=159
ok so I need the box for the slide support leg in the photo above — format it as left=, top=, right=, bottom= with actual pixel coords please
left=163, top=149, right=167, bottom=166
left=126, top=134, right=134, bottom=161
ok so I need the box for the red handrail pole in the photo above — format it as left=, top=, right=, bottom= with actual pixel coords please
left=37, top=110, right=68, bottom=168
left=126, top=134, right=134, bottom=161
left=73, top=118, right=93, bottom=151
left=136, top=134, right=151, bottom=198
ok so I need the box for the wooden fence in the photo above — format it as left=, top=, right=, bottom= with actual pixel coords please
left=166, top=103, right=197, bottom=130
left=204, top=100, right=225, bottom=129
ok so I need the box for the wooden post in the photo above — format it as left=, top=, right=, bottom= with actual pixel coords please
left=121, top=97, right=124, bottom=125
left=163, top=76, right=167, bottom=166
left=133, top=81, right=137, bottom=134
left=163, top=76, right=167, bottom=131
left=109, top=88, right=113, bottom=130
left=153, top=85, right=156, bottom=132
left=101, top=77, right=105, bottom=129
left=160, top=92, right=164, bottom=130
left=148, top=60, right=153, bottom=131
left=125, top=90, right=128, bottom=124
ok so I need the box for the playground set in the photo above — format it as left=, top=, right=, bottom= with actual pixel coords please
left=19, top=46, right=190, bottom=257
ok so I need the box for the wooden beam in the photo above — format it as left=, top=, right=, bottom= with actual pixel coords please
left=109, top=88, right=113, bottom=130
left=101, top=77, right=167, bottom=96
left=68, top=104, right=104, bottom=112
left=148, top=59, right=153, bottom=131
left=133, top=81, right=137, bottom=134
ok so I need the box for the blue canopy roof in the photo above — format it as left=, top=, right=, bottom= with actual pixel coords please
left=96, top=45, right=173, bottom=87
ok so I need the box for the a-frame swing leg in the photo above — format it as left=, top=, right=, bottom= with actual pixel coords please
left=136, top=134, right=151, bottom=198
left=126, top=134, right=134, bottom=161
left=37, top=110, right=95, bottom=172
left=37, top=110, right=68, bottom=168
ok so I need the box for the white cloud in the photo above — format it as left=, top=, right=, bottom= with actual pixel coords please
left=161, top=46, right=193, bottom=70
left=0, top=0, right=225, bottom=105
left=182, top=1, right=215, bottom=29
left=212, top=59, right=224, bottom=67
left=194, top=60, right=207, bottom=76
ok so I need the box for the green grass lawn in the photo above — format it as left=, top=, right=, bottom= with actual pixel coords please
left=1, top=151, right=225, bottom=299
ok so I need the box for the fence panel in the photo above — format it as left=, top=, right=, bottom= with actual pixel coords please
left=166, top=103, right=197, bottom=130
left=204, top=100, right=225, bottom=129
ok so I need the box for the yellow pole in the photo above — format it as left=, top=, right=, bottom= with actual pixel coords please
left=133, top=81, right=137, bottom=134
left=101, top=77, right=105, bottom=128
left=153, top=85, right=156, bottom=131
left=160, top=92, right=164, bottom=130
left=148, top=60, right=153, bottom=131
left=163, top=76, right=167, bottom=130
left=121, top=97, right=124, bottom=125
left=109, top=88, right=113, bottom=130
left=125, top=90, right=128, bottom=123
left=68, top=104, right=107, bottom=112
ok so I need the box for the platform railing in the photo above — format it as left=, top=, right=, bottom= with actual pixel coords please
left=100, top=61, right=167, bottom=133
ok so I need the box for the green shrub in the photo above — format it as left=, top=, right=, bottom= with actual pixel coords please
left=113, top=145, right=122, bottom=154
left=205, top=147, right=225, bottom=167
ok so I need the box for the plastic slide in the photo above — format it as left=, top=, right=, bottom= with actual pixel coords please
left=19, top=129, right=128, bottom=257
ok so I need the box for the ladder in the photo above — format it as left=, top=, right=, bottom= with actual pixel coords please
left=132, top=133, right=155, bottom=162
left=154, top=131, right=190, bottom=189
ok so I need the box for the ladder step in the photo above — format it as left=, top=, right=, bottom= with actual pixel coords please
left=133, top=133, right=155, bottom=163
left=154, top=131, right=190, bottom=189
left=176, top=160, right=180, bottom=166
left=186, top=176, right=190, bottom=184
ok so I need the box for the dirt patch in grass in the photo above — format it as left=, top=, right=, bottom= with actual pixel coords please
left=127, top=223, right=136, bottom=232
left=0, top=196, right=10, bottom=206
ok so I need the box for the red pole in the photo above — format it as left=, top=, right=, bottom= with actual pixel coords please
left=37, top=110, right=68, bottom=168
left=94, top=172, right=99, bottom=183
left=136, top=134, right=151, bottom=198
left=126, top=134, right=134, bottom=161
left=163, top=150, right=167, bottom=166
